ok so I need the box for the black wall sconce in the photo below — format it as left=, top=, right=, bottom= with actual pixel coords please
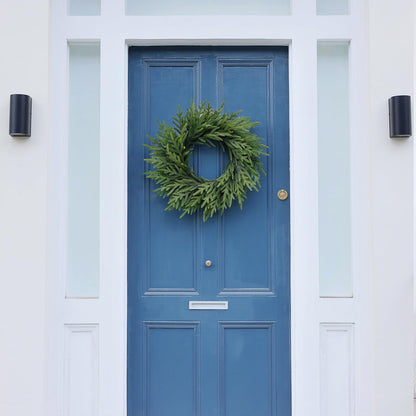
left=388, top=95, right=412, bottom=138
left=9, top=94, right=32, bottom=137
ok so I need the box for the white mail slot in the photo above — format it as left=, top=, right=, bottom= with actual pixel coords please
left=189, top=301, right=228, bottom=310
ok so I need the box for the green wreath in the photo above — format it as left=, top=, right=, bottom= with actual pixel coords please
left=144, top=101, right=267, bottom=221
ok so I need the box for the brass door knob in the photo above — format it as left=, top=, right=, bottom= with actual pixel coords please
left=277, top=189, right=288, bottom=200
left=205, top=260, right=212, bottom=267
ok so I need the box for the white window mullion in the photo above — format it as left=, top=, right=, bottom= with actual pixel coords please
left=290, top=34, right=321, bottom=416
left=99, top=34, right=128, bottom=416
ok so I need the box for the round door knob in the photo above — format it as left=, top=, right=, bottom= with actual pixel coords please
left=205, top=260, right=212, bottom=267
left=277, top=189, right=288, bottom=201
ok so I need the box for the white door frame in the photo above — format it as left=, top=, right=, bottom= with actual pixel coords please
left=48, top=1, right=373, bottom=415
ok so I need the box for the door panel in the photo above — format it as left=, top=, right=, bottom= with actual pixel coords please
left=145, top=61, right=200, bottom=293
left=128, top=46, right=290, bottom=416
left=144, top=322, right=200, bottom=416
left=219, top=60, right=273, bottom=293
left=220, top=322, right=275, bottom=416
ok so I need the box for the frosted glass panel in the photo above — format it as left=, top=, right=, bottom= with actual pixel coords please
left=317, top=0, right=349, bottom=15
left=126, top=0, right=290, bottom=15
left=68, top=0, right=100, bottom=15
left=67, top=44, right=100, bottom=298
left=317, top=42, right=351, bottom=297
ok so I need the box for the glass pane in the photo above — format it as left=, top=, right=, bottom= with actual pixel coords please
left=317, top=42, right=351, bottom=297
left=68, top=0, right=101, bottom=16
left=67, top=43, right=100, bottom=298
left=317, top=0, right=349, bottom=15
left=126, top=0, right=290, bottom=15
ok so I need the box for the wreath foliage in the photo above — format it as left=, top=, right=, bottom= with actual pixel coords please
left=144, top=101, right=267, bottom=221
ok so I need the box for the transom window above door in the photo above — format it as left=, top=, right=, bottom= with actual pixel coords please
left=126, top=0, right=290, bottom=15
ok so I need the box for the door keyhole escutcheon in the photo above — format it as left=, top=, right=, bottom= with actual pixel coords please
left=205, top=260, right=212, bottom=267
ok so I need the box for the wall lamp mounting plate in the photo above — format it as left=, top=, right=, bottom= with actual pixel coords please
left=9, top=94, right=32, bottom=138
left=388, top=95, right=412, bottom=139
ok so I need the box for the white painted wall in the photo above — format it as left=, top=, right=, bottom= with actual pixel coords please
left=368, top=1, right=414, bottom=415
left=0, top=1, right=49, bottom=416
left=0, top=1, right=414, bottom=416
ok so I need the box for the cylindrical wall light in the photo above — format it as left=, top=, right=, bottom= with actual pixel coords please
left=9, top=94, right=32, bottom=137
left=388, top=95, right=412, bottom=138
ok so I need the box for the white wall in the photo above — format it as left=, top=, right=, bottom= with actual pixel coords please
left=0, top=1, right=49, bottom=416
left=0, top=1, right=414, bottom=416
left=368, top=0, right=414, bottom=414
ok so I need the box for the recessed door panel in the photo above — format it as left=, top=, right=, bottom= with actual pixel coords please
left=139, top=61, right=200, bottom=294
left=144, top=322, right=200, bottom=415
left=220, top=322, right=276, bottom=416
left=219, top=61, right=274, bottom=294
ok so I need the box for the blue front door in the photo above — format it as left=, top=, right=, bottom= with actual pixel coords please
left=128, top=46, right=290, bottom=416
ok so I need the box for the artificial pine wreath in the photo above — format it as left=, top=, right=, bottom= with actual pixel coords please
left=144, top=101, right=267, bottom=221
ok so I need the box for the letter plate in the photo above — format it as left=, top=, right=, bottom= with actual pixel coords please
left=189, top=301, right=228, bottom=310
